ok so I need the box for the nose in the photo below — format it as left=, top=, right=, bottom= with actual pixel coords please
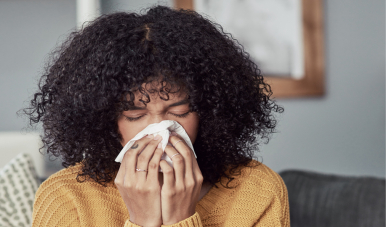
left=147, top=114, right=168, bottom=125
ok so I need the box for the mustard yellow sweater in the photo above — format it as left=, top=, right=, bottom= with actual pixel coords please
left=32, top=160, right=290, bottom=226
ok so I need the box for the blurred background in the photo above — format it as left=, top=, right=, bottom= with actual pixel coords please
left=0, top=0, right=384, bottom=180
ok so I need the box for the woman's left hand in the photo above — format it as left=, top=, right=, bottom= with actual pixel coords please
left=159, top=133, right=203, bottom=225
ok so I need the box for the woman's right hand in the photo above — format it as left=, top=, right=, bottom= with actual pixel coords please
left=115, top=134, right=164, bottom=227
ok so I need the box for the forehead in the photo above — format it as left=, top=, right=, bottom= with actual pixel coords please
left=131, top=78, right=188, bottom=103
left=133, top=91, right=187, bottom=103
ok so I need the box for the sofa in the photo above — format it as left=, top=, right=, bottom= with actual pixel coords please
left=280, top=170, right=385, bottom=227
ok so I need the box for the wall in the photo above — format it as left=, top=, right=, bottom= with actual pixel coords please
left=0, top=0, right=77, bottom=131
left=101, top=0, right=172, bottom=14
left=0, top=0, right=384, bottom=178
left=261, top=0, right=385, bottom=178
left=0, top=0, right=76, bottom=177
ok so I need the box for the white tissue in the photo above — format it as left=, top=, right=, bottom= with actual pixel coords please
left=115, top=120, right=196, bottom=170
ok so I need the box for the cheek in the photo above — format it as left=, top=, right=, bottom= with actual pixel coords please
left=117, top=117, right=145, bottom=146
left=179, top=113, right=199, bottom=144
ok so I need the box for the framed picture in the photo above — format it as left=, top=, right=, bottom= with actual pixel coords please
left=174, top=0, right=324, bottom=98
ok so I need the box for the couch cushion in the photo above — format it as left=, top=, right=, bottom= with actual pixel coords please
left=0, top=153, right=40, bottom=227
left=280, top=170, right=385, bottom=227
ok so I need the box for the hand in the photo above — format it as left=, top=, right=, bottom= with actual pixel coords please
left=115, top=134, right=164, bottom=227
left=159, top=133, right=204, bottom=225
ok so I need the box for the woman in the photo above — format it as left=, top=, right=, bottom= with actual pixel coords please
left=26, top=5, right=288, bottom=227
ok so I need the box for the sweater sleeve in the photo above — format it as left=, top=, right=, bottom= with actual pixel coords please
left=161, top=212, right=203, bottom=227
left=32, top=182, right=80, bottom=227
left=124, top=219, right=142, bottom=227
left=124, top=212, right=203, bottom=227
left=253, top=170, right=290, bottom=227
left=276, top=173, right=290, bottom=227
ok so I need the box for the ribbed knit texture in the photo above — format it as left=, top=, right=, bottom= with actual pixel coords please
left=32, top=160, right=290, bottom=227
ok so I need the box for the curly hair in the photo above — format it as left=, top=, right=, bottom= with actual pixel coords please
left=24, top=5, right=283, bottom=187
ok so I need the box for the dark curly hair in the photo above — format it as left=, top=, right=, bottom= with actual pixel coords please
left=24, top=5, right=283, bottom=187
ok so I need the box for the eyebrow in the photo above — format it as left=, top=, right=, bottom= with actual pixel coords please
left=127, top=99, right=190, bottom=110
left=167, top=99, right=190, bottom=107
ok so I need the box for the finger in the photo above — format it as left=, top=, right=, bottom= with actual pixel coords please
left=115, top=151, right=128, bottom=186
left=160, top=160, right=175, bottom=187
left=192, top=156, right=203, bottom=182
left=170, top=134, right=203, bottom=184
left=146, top=143, right=163, bottom=183
left=124, top=134, right=155, bottom=175
left=164, top=145, right=185, bottom=184
left=136, top=135, right=163, bottom=183
left=169, top=135, right=193, bottom=178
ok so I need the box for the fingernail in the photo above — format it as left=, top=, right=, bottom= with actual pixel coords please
left=147, top=134, right=154, bottom=139
left=171, top=132, right=178, bottom=136
left=157, top=143, right=162, bottom=148
left=154, top=135, right=162, bottom=140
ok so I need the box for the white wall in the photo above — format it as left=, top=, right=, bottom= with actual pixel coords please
left=0, top=0, right=384, bottom=178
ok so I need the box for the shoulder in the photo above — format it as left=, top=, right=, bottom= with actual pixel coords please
left=34, top=164, right=80, bottom=211
left=32, top=165, right=127, bottom=226
left=204, top=160, right=290, bottom=226
left=35, top=164, right=82, bottom=198
left=34, top=164, right=116, bottom=208
left=44, top=163, right=82, bottom=183
left=36, top=163, right=116, bottom=197
left=241, top=161, right=290, bottom=226
left=240, top=160, right=287, bottom=196
left=233, top=160, right=290, bottom=225
left=225, top=160, right=288, bottom=203
left=32, top=164, right=84, bottom=226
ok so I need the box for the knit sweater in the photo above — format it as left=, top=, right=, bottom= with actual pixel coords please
left=32, top=160, right=290, bottom=226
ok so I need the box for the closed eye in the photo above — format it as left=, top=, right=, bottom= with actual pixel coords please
left=123, top=111, right=190, bottom=122
left=170, top=111, right=190, bottom=118
left=124, top=114, right=146, bottom=122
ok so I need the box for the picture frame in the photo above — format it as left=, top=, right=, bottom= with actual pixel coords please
left=174, top=0, right=325, bottom=98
